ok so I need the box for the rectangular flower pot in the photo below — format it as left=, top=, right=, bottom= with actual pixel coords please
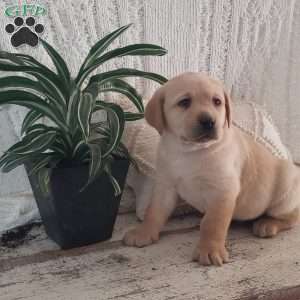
left=26, top=158, right=129, bottom=249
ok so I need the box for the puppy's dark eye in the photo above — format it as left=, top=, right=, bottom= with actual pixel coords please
left=213, top=97, right=222, bottom=106
left=177, top=97, right=191, bottom=109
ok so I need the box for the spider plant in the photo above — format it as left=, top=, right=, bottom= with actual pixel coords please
left=0, top=24, right=167, bottom=195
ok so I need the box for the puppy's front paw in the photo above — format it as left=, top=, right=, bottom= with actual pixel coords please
left=123, top=226, right=159, bottom=247
left=192, top=242, right=229, bottom=266
left=253, top=218, right=279, bottom=238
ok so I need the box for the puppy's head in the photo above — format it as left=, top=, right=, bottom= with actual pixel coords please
left=145, top=72, right=232, bottom=144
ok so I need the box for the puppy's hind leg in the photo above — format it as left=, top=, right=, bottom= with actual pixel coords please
left=253, top=208, right=300, bottom=238
left=123, top=183, right=177, bottom=247
left=254, top=171, right=300, bottom=238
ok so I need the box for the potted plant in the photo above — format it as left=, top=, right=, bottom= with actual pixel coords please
left=0, top=24, right=167, bottom=249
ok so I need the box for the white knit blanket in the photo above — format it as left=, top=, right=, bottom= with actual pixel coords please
left=0, top=0, right=299, bottom=231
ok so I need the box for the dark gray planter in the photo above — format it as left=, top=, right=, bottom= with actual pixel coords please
left=26, top=158, right=129, bottom=249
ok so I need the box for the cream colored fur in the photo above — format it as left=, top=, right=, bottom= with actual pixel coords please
left=123, top=72, right=300, bottom=266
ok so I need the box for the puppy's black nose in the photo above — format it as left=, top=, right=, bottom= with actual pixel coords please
left=198, top=115, right=215, bottom=131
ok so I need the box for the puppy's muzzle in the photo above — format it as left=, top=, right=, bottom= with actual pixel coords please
left=192, top=113, right=217, bottom=141
left=199, top=114, right=215, bottom=131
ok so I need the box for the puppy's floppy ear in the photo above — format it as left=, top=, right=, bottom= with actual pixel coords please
left=145, top=87, right=165, bottom=134
left=224, top=89, right=232, bottom=128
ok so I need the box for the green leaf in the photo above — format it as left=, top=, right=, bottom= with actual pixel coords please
left=72, top=142, right=89, bottom=162
left=104, top=157, right=121, bottom=196
left=114, top=142, right=130, bottom=160
left=1, top=154, right=33, bottom=173
left=14, top=54, right=68, bottom=108
left=0, top=152, right=9, bottom=169
left=67, top=87, right=81, bottom=128
left=92, top=125, right=110, bottom=137
left=40, top=39, right=71, bottom=91
left=72, top=140, right=85, bottom=158
left=25, top=123, right=55, bottom=135
left=88, top=68, right=168, bottom=86
left=106, top=172, right=121, bottom=196
left=0, top=75, right=66, bottom=115
left=24, top=124, right=72, bottom=157
left=21, top=111, right=43, bottom=135
left=22, top=119, right=71, bottom=154
left=9, top=130, right=57, bottom=155
left=94, top=101, right=125, bottom=158
left=37, top=167, right=51, bottom=196
left=78, top=93, right=95, bottom=141
left=90, top=121, right=107, bottom=130
left=32, top=74, right=67, bottom=111
left=94, top=78, right=144, bottom=113
left=15, top=53, right=57, bottom=74
left=13, top=54, right=66, bottom=102
left=116, top=44, right=167, bottom=56
left=0, top=51, right=28, bottom=67
left=114, top=142, right=138, bottom=169
left=0, top=51, right=54, bottom=76
left=87, top=143, right=103, bottom=183
left=26, top=126, right=71, bottom=151
left=27, top=154, right=59, bottom=176
left=88, top=137, right=109, bottom=145
left=0, top=62, right=68, bottom=105
left=0, top=63, right=56, bottom=84
left=77, top=44, right=167, bottom=86
left=50, top=136, right=70, bottom=156
left=0, top=152, right=52, bottom=174
left=124, top=112, right=144, bottom=121
left=0, top=90, right=68, bottom=132
left=79, top=24, right=132, bottom=73
left=50, top=143, right=67, bottom=156
left=0, top=76, right=45, bottom=95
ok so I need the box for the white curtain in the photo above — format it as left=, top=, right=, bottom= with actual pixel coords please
left=1, top=0, right=300, bottom=231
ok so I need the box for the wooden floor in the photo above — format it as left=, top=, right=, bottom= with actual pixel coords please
left=1, top=213, right=300, bottom=300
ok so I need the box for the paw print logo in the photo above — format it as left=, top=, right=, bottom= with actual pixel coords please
left=5, top=17, right=44, bottom=47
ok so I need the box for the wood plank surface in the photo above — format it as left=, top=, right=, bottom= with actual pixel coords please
left=1, top=214, right=300, bottom=300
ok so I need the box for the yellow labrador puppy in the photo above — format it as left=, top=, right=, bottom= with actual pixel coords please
left=123, top=72, right=300, bottom=266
